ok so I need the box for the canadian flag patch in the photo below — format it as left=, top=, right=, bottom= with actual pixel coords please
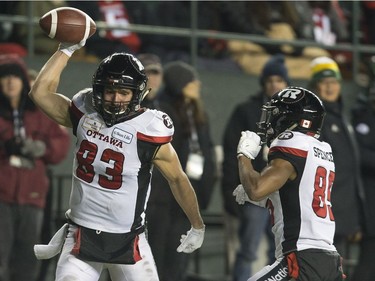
left=301, top=119, right=312, bottom=128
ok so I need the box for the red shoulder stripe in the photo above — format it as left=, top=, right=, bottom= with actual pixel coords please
left=269, top=146, right=307, bottom=158
left=69, top=102, right=84, bottom=136
left=70, top=102, right=84, bottom=121
left=137, top=132, right=172, bottom=144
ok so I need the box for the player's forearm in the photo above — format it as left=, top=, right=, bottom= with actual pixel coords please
left=30, top=51, right=68, bottom=98
left=170, top=176, right=205, bottom=229
left=238, top=155, right=262, bottom=201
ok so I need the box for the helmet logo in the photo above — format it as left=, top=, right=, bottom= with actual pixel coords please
left=277, top=131, right=294, bottom=140
left=162, top=114, right=173, bottom=129
left=279, top=88, right=304, bottom=103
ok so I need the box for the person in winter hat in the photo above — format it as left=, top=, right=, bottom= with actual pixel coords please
left=147, top=61, right=216, bottom=281
left=308, top=56, right=365, bottom=278
left=309, top=56, right=342, bottom=93
left=0, top=54, right=70, bottom=281
left=0, top=55, right=44, bottom=165
left=138, top=53, right=163, bottom=108
left=162, top=61, right=199, bottom=97
left=259, top=53, right=291, bottom=87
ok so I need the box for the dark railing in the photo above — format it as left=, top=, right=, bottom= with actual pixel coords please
left=1, top=1, right=375, bottom=78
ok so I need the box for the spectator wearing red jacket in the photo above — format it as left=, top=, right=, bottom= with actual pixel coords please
left=0, top=54, right=70, bottom=281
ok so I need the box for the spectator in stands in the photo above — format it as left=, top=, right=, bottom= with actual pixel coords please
left=221, top=54, right=290, bottom=280
left=222, top=1, right=314, bottom=56
left=224, top=1, right=332, bottom=80
left=131, top=1, right=225, bottom=63
left=146, top=61, right=216, bottom=281
left=12, top=1, right=66, bottom=55
left=0, top=2, right=27, bottom=56
left=68, top=0, right=141, bottom=59
left=360, top=1, right=375, bottom=45
left=351, top=57, right=375, bottom=281
left=308, top=56, right=365, bottom=278
left=0, top=54, right=70, bottom=281
left=138, top=53, right=163, bottom=109
left=221, top=1, right=348, bottom=54
left=308, top=1, right=351, bottom=67
left=0, top=2, right=17, bottom=42
left=124, top=2, right=165, bottom=56
left=308, top=0, right=349, bottom=46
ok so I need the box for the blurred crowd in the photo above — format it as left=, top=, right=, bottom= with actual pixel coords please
left=0, top=1, right=375, bottom=80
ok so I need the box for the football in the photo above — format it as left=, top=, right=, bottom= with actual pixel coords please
left=39, top=7, right=96, bottom=44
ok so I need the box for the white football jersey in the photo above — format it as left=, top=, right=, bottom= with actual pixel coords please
left=67, top=89, right=174, bottom=233
left=263, top=131, right=337, bottom=259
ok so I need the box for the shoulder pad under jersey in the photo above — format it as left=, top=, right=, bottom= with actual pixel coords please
left=71, top=88, right=96, bottom=115
left=271, top=131, right=309, bottom=151
left=133, top=109, right=174, bottom=144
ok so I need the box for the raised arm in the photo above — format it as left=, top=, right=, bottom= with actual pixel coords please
left=29, top=51, right=72, bottom=127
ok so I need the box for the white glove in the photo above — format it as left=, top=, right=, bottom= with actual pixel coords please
left=34, top=223, right=68, bottom=259
left=58, top=39, right=86, bottom=57
left=233, top=184, right=250, bottom=205
left=177, top=226, right=205, bottom=253
left=237, top=131, right=261, bottom=159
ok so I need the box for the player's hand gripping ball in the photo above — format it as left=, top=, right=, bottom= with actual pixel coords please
left=39, top=7, right=96, bottom=44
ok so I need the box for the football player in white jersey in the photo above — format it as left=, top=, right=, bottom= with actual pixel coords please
left=234, top=87, right=345, bottom=281
left=28, top=41, right=205, bottom=281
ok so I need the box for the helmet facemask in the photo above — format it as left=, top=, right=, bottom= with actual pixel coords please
left=257, top=102, right=298, bottom=146
left=257, top=103, right=277, bottom=145
left=93, top=83, right=142, bottom=127
left=102, top=88, right=132, bottom=122
left=92, top=53, right=148, bottom=127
